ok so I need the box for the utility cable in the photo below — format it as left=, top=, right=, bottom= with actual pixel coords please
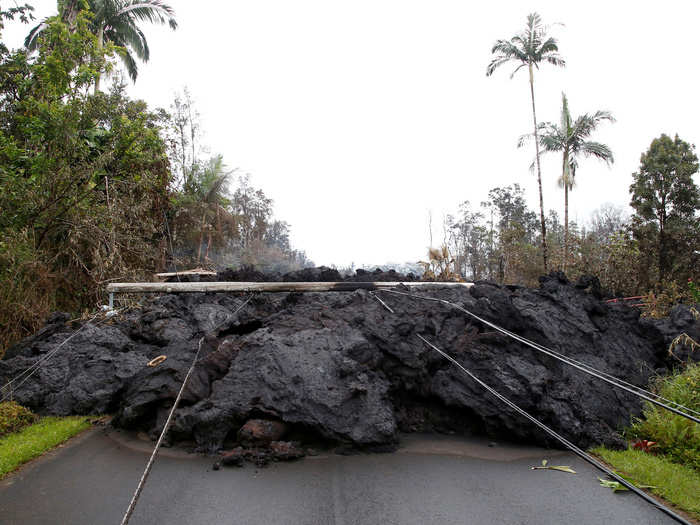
left=416, top=334, right=691, bottom=525
left=120, top=294, right=253, bottom=525
left=1, top=310, right=124, bottom=403
left=378, top=288, right=700, bottom=425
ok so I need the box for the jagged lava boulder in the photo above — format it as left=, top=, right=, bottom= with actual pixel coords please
left=1, top=273, right=697, bottom=453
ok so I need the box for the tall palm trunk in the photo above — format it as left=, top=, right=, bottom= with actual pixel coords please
left=562, top=150, right=569, bottom=273
left=563, top=180, right=569, bottom=273
left=529, top=63, right=548, bottom=273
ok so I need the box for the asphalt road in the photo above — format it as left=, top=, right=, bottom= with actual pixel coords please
left=0, top=428, right=676, bottom=525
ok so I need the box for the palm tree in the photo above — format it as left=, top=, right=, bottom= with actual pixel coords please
left=190, top=155, right=234, bottom=264
left=532, top=93, right=614, bottom=270
left=486, top=12, right=565, bottom=273
left=25, top=0, right=177, bottom=92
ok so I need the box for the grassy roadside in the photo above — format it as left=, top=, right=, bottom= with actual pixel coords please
left=591, top=363, right=700, bottom=521
left=0, top=415, right=92, bottom=478
left=592, top=447, right=700, bottom=520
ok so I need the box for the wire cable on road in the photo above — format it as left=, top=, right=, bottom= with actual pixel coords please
left=416, top=334, right=692, bottom=525
left=378, top=288, right=700, bottom=424
left=1, top=309, right=124, bottom=403
left=120, top=294, right=254, bottom=525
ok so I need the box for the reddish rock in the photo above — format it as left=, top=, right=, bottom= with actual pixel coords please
left=221, top=447, right=244, bottom=467
left=269, top=441, right=305, bottom=461
left=237, top=419, right=287, bottom=445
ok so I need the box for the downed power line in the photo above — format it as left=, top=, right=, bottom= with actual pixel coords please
left=378, top=288, right=700, bottom=424
left=416, top=334, right=692, bottom=525
left=120, top=294, right=254, bottom=525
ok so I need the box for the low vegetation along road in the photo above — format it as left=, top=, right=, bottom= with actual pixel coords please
left=0, top=429, right=677, bottom=525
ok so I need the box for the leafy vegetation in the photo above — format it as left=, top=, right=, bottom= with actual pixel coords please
left=0, top=4, right=309, bottom=354
left=26, top=0, right=177, bottom=90
left=593, top=364, right=700, bottom=520
left=592, top=448, right=700, bottom=519
left=446, top=132, right=699, bottom=298
left=0, top=415, right=91, bottom=478
left=626, top=364, right=700, bottom=470
left=629, top=134, right=699, bottom=288
left=0, top=401, right=37, bottom=437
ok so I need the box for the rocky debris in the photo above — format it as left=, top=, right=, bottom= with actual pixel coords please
left=220, top=447, right=245, bottom=467
left=215, top=440, right=305, bottom=469
left=238, top=419, right=288, bottom=445
left=269, top=440, right=305, bottom=461
left=1, top=271, right=698, bottom=458
left=192, top=265, right=418, bottom=284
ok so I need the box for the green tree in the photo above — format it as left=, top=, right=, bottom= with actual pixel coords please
left=0, top=11, right=171, bottom=351
left=25, top=0, right=177, bottom=91
left=630, top=134, right=700, bottom=283
left=0, top=3, right=33, bottom=34
left=527, top=93, right=614, bottom=271
left=191, top=156, right=234, bottom=264
left=486, top=12, right=565, bottom=274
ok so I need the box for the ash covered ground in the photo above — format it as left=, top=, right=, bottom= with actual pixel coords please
left=2, top=269, right=698, bottom=464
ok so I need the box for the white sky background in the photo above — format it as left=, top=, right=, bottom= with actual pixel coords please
left=5, top=1, right=700, bottom=267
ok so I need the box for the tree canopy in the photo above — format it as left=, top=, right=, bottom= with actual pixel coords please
left=630, top=134, right=699, bottom=283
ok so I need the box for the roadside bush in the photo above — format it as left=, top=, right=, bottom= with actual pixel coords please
left=0, top=402, right=37, bottom=437
left=626, top=363, right=700, bottom=470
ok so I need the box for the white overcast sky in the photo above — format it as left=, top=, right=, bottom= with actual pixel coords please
left=5, top=1, right=700, bottom=267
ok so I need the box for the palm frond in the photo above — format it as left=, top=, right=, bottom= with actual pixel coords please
left=118, top=47, right=139, bottom=81
left=560, top=92, right=572, bottom=133
left=538, top=37, right=560, bottom=55
left=509, top=62, right=527, bottom=79
left=107, top=21, right=149, bottom=61
left=24, top=20, right=47, bottom=51
left=487, top=12, right=564, bottom=79
left=114, top=1, right=178, bottom=29
left=589, top=110, right=615, bottom=123
left=580, top=141, right=614, bottom=164
left=486, top=41, right=527, bottom=76
left=543, top=54, right=565, bottom=68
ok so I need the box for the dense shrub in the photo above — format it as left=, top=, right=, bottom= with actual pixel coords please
left=0, top=402, right=37, bottom=437
left=627, top=364, right=700, bottom=470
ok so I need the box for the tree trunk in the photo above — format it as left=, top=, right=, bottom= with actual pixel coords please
left=197, top=210, right=206, bottom=264
left=564, top=179, right=569, bottom=273
left=563, top=152, right=569, bottom=273
left=658, top=198, right=666, bottom=283
left=60, top=0, right=80, bottom=30
left=205, top=228, right=212, bottom=261
left=94, top=26, right=104, bottom=94
left=529, top=63, right=548, bottom=273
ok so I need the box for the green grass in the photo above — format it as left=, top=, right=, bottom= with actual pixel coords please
left=592, top=448, right=700, bottom=519
left=0, top=416, right=91, bottom=478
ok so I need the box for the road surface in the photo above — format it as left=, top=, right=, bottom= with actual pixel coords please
left=0, top=428, right=676, bottom=525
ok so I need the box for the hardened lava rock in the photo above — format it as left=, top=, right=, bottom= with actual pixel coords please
left=2, top=271, right=697, bottom=453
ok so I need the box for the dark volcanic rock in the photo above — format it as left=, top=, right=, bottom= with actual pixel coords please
left=2, top=273, right=698, bottom=455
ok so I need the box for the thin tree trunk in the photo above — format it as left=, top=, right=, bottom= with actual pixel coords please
left=564, top=180, right=569, bottom=274
left=205, top=228, right=212, bottom=261
left=94, top=26, right=104, bottom=94
left=529, top=63, right=548, bottom=273
left=197, top=210, right=206, bottom=264
left=658, top=199, right=666, bottom=283
left=562, top=152, right=569, bottom=273
left=60, top=0, right=80, bottom=30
